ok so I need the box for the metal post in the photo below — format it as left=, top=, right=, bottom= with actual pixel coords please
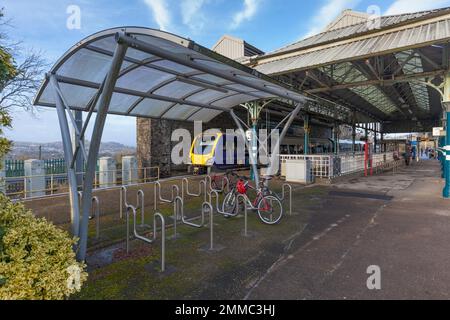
left=230, top=110, right=261, bottom=188
left=50, top=75, right=81, bottom=238
left=444, top=103, right=450, bottom=199
left=304, top=114, right=310, bottom=155
left=374, top=123, right=378, bottom=154
left=77, top=39, right=128, bottom=261
left=265, top=103, right=303, bottom=179
left=443, top=67, right=450, bottom=199
left=352, top=117, right=356, bottom=155
left=72, top=110, right=84, bottom=187
left=247, top=102, right=259, bottom=182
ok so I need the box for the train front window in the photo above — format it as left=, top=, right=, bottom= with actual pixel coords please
left=194, top=136, right=216, bottom=155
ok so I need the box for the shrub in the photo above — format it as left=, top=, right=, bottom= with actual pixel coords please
left=0, top=194, right=87, bottom=300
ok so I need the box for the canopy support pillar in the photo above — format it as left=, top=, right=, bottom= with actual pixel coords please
left=230, top=110, right=260, bottom=188
left=77, top=39, right=128, bottom=261
left=50, top=76, right=81, bottom=239
left=304, top=114, right=310, bottom=155
left=72, top=110, right=84, bottom=186
left=443, top=71, right=450, bottom=199
left=352, top=112, right=356, bottom=155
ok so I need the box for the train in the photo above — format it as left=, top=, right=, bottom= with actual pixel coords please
left=189, top=132, right=367, bottom=172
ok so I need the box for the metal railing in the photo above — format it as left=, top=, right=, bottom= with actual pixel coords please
left=4, top=166, right=159, bottom=200
left=125, top=205, right=166, bottom=272
left=280, top=152, right=396, bottom=180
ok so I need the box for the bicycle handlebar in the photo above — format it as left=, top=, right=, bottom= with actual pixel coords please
left=226, top=170, right=272, bottom=183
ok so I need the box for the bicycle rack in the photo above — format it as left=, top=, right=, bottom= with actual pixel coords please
left=92, top=196, right=100, bottom=239
left=137, top=190, right=145, bottom=227
left=154, top=182, right=179, bottom=211
left=202, top=202, right=214, bottom=251
left=126, top=205, right=166, bottom=272
left=78, top=191, right=100, bottom=239
left=278, top=184, right=293, bottom=216
left=207, top=175, right=230, bottom=194
left=209, top=191, right=250, bottom=237
left=181, top=178, right=207, bottom=203
left=119, top=186, right=129, bottom=219
left=172, top=195, right=214, bottom=251
left=173, top=197, right=205, bottom=228
left=208, top=190, right=239, bottom=218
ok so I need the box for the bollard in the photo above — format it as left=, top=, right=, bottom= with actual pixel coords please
left=122, top=156, right=138, bottom=185
left=99, top=157, right=116, bottom=188
left=24, top=159, right=45, bottom=198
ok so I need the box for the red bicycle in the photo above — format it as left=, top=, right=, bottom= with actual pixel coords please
left=222, top=172, right=284, bottom=225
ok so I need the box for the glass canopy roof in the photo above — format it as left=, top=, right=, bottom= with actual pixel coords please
left=34, top=27, right=307, bottom=123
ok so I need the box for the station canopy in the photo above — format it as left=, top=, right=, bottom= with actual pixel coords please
left=34, top=27, right=307, bottom=123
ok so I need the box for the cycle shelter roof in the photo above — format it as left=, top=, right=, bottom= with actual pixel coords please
left=33, top=27, right=307, bottom=123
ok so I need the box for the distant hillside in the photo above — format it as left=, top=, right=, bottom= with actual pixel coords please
left=5, top=141, right=136, bottom=160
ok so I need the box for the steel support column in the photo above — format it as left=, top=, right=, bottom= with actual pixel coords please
left=51, top=76, right=82, bottom=239
left=443, top=69, right=450, bottom=199
left=304, top=114, right=310, bottom=155
left=334, top=123, right=339, bottom=155
left=352, top=113, right=356, bottom=155
left=230, top=110, right=260, bottom=188
left=266, top=103, right=303, bottom=180
left=374, top=123, right=378, bottom=154
left=77, top=39, right=128, bottom=261
left=247, top=102, right=260, bottom=182
left=72, top=110, right=84, bottom=186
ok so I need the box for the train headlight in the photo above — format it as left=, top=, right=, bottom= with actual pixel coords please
left=206, top=158, right=215, bottom=166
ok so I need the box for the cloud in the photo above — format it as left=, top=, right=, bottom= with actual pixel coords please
left=303, top=0, right=361, bottom=38
left=384, top=0, right=450, bottom=15
left=142, top=0, right=171, bottom=31
left=230, top=0, right=262, bottom=30
left=181, top=0, right=208, bottom=32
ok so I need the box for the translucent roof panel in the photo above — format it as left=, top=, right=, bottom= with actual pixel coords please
left=34, top=27, right=307, bottom=123
left=130, top=99, right=175, bottom=118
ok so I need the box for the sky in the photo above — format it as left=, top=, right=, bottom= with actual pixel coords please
left=3, top=0, right=450, bottom=146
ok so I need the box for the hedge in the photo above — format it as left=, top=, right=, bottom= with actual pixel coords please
left=0, top=194, right=87, bottom=300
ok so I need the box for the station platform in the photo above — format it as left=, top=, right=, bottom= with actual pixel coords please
left=247, top=159, right=450, bottom=300
left=73, top=159, right=450, bottom=300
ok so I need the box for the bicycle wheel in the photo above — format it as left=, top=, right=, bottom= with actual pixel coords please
left=222, top=191, right=239, bottom=217
left=257, top=195, right=283, bottom=225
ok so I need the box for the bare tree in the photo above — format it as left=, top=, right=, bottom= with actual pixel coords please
left=0, top=51, right=46, bottom=111
left=0, top=8, right=47, bottom=112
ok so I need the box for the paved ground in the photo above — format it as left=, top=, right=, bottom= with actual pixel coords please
left=73, top=159, right=450, bottom=300
left=247, top=159, right=450, bottom=300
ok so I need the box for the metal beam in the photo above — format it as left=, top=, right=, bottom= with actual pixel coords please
left=116, top=33, right=307, bottom=105
left=77, top=38, right=128, bottom=261
left=51, top=74, right=231, bottom=113
left=306, top=70, right=446, bottom=94
left=266, top=102, right=303, bottom=179
left=50, top=75, right=81, bottom=239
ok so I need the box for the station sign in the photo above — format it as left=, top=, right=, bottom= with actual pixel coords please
left=433, top=127, right=445, bottom=137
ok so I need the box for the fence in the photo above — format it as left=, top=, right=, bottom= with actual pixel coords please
left=280, top=155, right=335, bottom=179
left=280, top=152, right=396, bottom=180
left=4, top=167, right=160, bottom=200
left=4, top=159, right=67, bottom=177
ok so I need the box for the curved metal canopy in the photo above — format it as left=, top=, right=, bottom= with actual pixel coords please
left=34, top=27, right=307, bottom=123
